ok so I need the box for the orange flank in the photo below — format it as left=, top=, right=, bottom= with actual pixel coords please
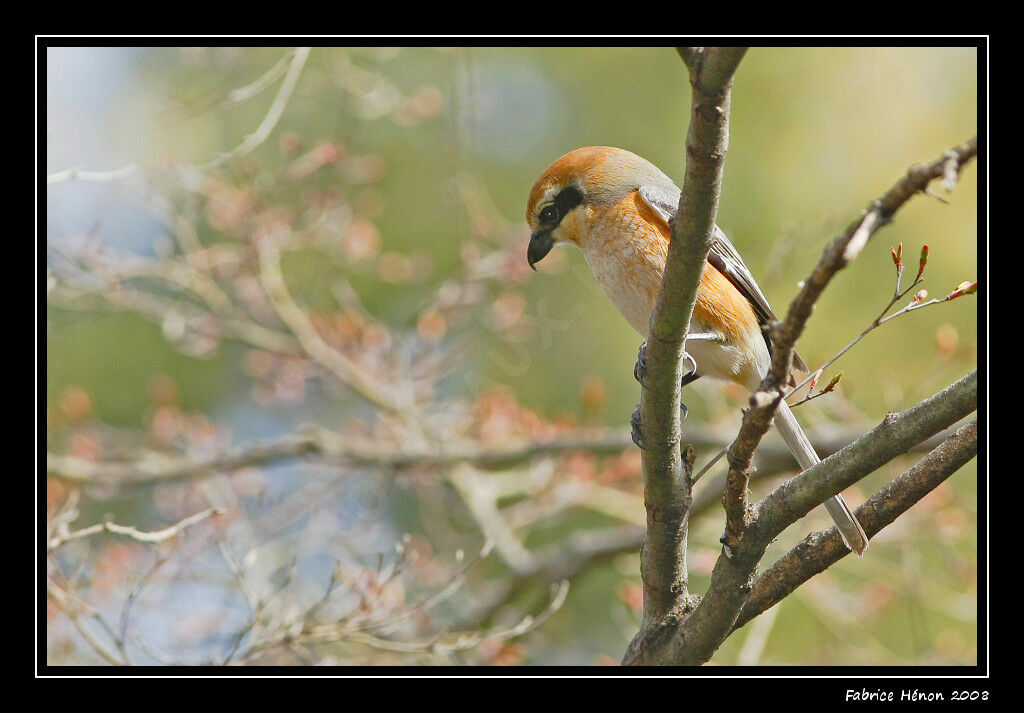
left=694, top=263, right=761, bottom=346
left=627, top=187, right=760, bottom=349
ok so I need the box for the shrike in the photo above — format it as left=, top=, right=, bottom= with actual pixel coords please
left=525, top=146, right=868, bottom=555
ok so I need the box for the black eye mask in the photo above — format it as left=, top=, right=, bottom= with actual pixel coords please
left=537, top=185, right=583, bottom=228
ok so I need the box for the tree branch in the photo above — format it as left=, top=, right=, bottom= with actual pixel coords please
left=752, top=371, right=976, bottom=542
left=461, top=525, right=645, bottom=628
left=689, top=424, right=963, bottom=517
left=767, top=138, right=976, bottom=388
left=46, top=421, right=956, bottom=488
left=255, top=235, right=423, bottom=424
left=47, top=506, right=225, bottom=552
left=724, top=138, right=978, bottom=513
left=623, top=133, right=977, bottom=665
left=45, top=427, right=634, bottom=486
left=624, top=370, right=976, bottom=665
left=629, top=46, right=747, bottom=648
left=202, top=47, right=311, bottom=171
left=733, top=417, right=977, bottom=630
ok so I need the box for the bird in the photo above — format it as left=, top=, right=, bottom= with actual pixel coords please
left=525, top=146, right=869, bottom=555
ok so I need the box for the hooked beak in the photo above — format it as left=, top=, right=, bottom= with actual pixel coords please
left=527, top=230, right=554, bottom=270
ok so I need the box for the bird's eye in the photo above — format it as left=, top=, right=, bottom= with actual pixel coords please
left=539, top=205, right=558, bottom=224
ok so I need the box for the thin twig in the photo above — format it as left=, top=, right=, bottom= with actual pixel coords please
left=46, top=164, right=138, bottom=185
left=202, top=47, right=311, bottom=170
left=47, top=507, right=225, bottom=552
left=789, top=245, right=975, bottom=405
left=255, top=236, right=413, bottom=420
left=189, top=49, right=297, bottom=116
left=46, top=578, right=127, bottom=666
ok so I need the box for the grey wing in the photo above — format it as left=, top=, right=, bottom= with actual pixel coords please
left=707, top=226, right=777, bottom=326
left=708, top=228, right=808, bottom=373
left=636, top=183, right=776, bottom=323
left=637, top=184, right=682, bottom=225
left=636, top=185, right=808, bottom=373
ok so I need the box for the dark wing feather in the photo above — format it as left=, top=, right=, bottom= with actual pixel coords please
left=636, top=186, right=808, bottom=374
left=707, top=227, right=808, bottom=373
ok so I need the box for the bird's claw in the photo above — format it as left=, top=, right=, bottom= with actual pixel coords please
left=634, top=346, right=691, bottom=442
left=638, top=345, right=699, bottom=390
left=632, top=401, right=686, bottom=448
left=634, top=343, right=648, bottom=387
left=679, top=350, right=699, bottom=386
left=630, top=404, right=644, bottom=448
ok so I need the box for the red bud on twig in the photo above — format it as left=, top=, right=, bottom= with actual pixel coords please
left=913, top=289, right=928, bottom=304
left=821, top=372, right=843, bottom=394
left=809, top=368, right=824, bottom=390
left=947, top=280, right=978, bottom=300
left=916, top=244, right=929, bottom=280
left=891, top=243, right=903, bottom=269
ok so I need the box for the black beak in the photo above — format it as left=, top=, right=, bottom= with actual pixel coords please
left=527, top=230, right=554, bottom=270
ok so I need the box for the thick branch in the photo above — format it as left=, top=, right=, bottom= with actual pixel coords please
left=46, top=427, right=639, bottom=486
left=633, top=47, right=747, bottom=629
left=624, top=370, right=977, bottom=665
left=689, top=425, right=961, bottom=516
left=734, top=418, right=977, bottom=630
left=751, top=370, right=976, bottom=542
left=722, top=389, right=778, bottom=547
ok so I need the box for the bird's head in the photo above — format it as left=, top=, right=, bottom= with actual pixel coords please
left=525, top=146, right=676, bottom=269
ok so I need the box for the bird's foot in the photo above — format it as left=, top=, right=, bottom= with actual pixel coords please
left=633, top=343, right=648, bottom=387
left=632, top=402, right=686, bottom=448
left=630, top=404, right=644, bottom=449
left=679, top=350, right=698, bottom=420
left=679, top=350, right=699, bottom=386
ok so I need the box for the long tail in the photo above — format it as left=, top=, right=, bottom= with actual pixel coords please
left=773, top=399, right=869, bottom=555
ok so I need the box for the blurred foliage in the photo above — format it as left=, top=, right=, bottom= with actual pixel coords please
left=46, top=46, right=978, bottom=666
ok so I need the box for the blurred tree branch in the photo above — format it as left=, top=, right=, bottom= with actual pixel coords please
left=47, top=48, right=311, bottom=184
left=202, top=47, right=311, bottom=170
left=48, top=502, right=224, bottom=552
left=46, top=422, right=954, bottom=487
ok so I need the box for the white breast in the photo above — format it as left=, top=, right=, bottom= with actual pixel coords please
left=580, top=224, right=665, bottom=337
left=580, top=224, right=768, bottom=390
left=584, top=252, right=656, bottom=335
